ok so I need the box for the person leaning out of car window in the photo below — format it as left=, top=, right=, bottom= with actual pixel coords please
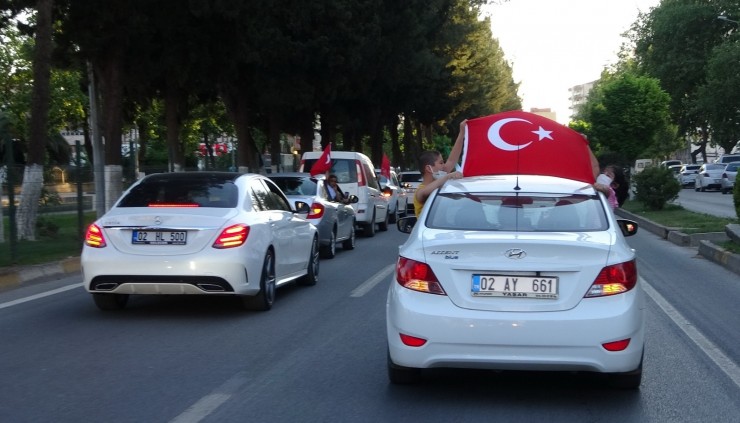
left=325, top=174, right=349, bottom=204
left=413, top=120, right=466, bottom=217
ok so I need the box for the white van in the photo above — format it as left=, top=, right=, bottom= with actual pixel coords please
left=633, top=159, right=653, bottom=174
left=300, top=151, right=389, bottom=237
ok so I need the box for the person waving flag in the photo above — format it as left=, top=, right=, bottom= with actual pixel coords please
left=310, top=143, right=332, bottom=176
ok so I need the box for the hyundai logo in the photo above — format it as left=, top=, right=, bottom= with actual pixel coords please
left=504, top=248, right=526, bottom=259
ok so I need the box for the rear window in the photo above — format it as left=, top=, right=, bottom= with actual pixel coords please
left=118, top=175, right=238, bottom=208
left=719, top=156, right=740, bottom=164
left=269, top=176, right=318, bottom=196
left=399, top=172, right=422, bottom=183
left=426, top=193, right=608, bottom=232
left=725, top=163, right=739, bottom=172
left=705, top=164, right=725, bottom=171
left=302, top=159, right=358, bottom=184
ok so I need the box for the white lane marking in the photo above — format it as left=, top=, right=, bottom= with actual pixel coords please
left=0, top=283, right=82, bottom=310
left=350, top=263, right=394, bottom=297
left=169, top=393, right=231, bottom=423
left=641, top=277, right=740, bottom=389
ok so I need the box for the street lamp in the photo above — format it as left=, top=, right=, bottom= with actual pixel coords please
left=717, top=15, right=738, bottom=25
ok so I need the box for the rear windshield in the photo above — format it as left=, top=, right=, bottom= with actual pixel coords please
left=399, top=172, right=422, bottom=183
left=426, top=193, right=608, bottom=232
left=302, top=159, right=358, bottom=184
left=270, top=176, right=317, bottom=196
left=118, top=175, right=238, bottom=208
left=705, top=164, right=726, bottom=171
left=720, top=156, right=740, bottom=164
left=725, top=163, right=739, bottom=172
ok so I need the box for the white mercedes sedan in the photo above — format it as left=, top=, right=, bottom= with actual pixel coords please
left=387, top=175, right=644, bottom=388
left=82, top=172, right=319, bottom=311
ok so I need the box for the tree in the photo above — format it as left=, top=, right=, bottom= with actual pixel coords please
left=696, top=40, right=740, bottom=154
left=578, top=73, right=672, bottom=164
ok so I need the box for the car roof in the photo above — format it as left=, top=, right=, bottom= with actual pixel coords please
left=438, top=175, right=597, bottom=195
left=268, top=172, right=314, bottom=178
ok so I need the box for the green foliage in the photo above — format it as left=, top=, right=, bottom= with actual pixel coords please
left=579, top=72, right=672, bottom=164
left=632, top=166, right=681, bottom=210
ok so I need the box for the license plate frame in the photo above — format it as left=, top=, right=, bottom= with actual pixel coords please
left=471, top=274, right=558, bottom=299
left=132, top=230, right=188, bottom=245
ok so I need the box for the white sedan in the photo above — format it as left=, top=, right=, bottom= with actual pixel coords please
left=387, top=175, right=644, bottom=388
left=82, top=172, right=319, bottom=311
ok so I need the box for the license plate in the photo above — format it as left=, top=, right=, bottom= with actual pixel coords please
left=132, top=230, right=187, bottom=245
left=472, top=274, right=558, bottom=299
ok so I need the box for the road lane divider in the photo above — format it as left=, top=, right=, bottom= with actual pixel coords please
left=0, top=283, right=82, bottom=310
left=350, top=263, right=395, bottom=298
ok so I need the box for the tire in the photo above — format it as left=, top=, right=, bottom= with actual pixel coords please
left=92, top=293, right=129, bottom=311
left=298, top=236, right=319, bottom=286
left=241, top=250, right=276, bottom=311
left=342, top=223, right=356, bottom=250
left=389, top=205, right=398, bottom=224
left=387, top=350, right=421, bottom=384
left=608, top=354, right=643, bottom=389
left=700, top=185, right=706, bottom=192
left=379, top=209, right=389, bottom=231
left=364, top=211, right=376, bottom=237
left=722, top=189, right=729, bottom=194
left=320, top=229, right=336, bottom=259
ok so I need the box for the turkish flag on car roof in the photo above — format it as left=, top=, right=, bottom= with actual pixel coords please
left=380, top=154, right=391, bottom=179
left=310, top=143, right=332, bottom=176
left=461, top=111, right=595, bottom=184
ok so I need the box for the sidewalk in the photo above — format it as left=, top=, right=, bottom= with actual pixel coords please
left=0, top=257, right=81, bottom=291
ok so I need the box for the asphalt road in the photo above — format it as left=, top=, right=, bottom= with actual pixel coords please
left=673, top=187, right=736, bottom=218
left=1, top=225, right=739, bottom=422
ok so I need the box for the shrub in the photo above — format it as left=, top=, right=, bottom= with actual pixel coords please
left=734, top=178, right=740, bottom=221
left=632, top=166, right=681, bottom=210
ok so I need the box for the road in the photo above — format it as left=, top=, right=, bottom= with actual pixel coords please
left=673, top=187, right=736, bottom=218
left=1, top=226, right=740, bottom=422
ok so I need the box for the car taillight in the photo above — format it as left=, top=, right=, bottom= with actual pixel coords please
left=356, top=160, right=366, bottom=186
left=585, top=260, right=637, bottom=297
left=396, top=257, right=446, bottom=295
left=84, top=223, right=106, bottom=248
left=307, top=202, right=325, bottom=219
left=212, top=224, right=249, bottom=249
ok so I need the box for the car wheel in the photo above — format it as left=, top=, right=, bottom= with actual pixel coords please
left=298, top=236, right=319, bottom=286
left=722, top=189, right=729, bottom=194
left=242, top=250, right=276, bottom=311
left=342, top=223, right=356, bottom=250
left=379, top=209, right=389, bottom=231
left=364, top=211, right=376, bottom=237
left=387, top=350, right=421, bottom=384
left=92, top=293, right=129, bottom=311
left=700, top=185, right=706, bottom=192
left=320, top=229, right=336, bottom=259
left=608, top=354, right=643, bottom=389
left=389, top=205, right=398, bottom=224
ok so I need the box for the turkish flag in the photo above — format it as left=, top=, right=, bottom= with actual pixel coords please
left=310, top=143, right=332, bottom=176
left=380, top=154, right=391, bottom=180
left=461, top=111, right=595, bottom=184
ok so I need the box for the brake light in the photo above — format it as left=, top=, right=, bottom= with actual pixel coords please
left=212, top=224, right=249, bottom=248
left=400, top=333, right=427, bottom=347
left=602, top=339, right=631, bottom=352
left=307, top=202, right=325, bottom=219
left=147, top=203, right=200, bottom=208
left=396, top=257, right=446, bottom=295
left=585, top=260, right=637, bottom=297
left=356, top=160, right=366, bottom=187
left=84, top=223, right=106, bottom=248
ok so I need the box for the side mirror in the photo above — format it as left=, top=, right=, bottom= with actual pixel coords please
left=397, top=216, right=417, bottom=233
left=347, top=195, right=359, bottom=204
left=617, top=219, right=638, bottom=237
left=294, top=201, right=310, bottom=214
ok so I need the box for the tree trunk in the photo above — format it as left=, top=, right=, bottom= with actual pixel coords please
left=17, top=165, right=43, bottom=240
left=97, top=46, right=125, bottom=208
left=268, top=113, right=281, bottom=172
left=165, top=83, right=184, bottom=172
left=16, top=0, right=53, bottom=240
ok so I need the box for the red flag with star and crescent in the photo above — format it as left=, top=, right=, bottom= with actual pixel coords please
left=310, top=143, right=332, bottom=176
left=461, top=110, right=595, bottom=184
left=380, top=154, right=391, bottom=180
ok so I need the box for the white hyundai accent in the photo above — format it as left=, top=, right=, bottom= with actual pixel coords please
left=82, top=172, right=319, bottom=311
left=387, top=175, right=644, bottom=388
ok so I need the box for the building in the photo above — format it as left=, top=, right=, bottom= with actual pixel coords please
left=529, top=107, right=556, bottom=122
left=568, top=80, right=597, bottom=118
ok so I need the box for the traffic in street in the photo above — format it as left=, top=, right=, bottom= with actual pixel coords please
left=1, top=222, right=739, bottom=422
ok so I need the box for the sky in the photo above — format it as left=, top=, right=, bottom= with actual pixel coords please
left=485, top=0, right=661, bottom=123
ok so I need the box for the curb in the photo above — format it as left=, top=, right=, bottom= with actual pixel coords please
left=615, top=209, right=740, bottom=276
left=0, top=257, right=81, bottom=291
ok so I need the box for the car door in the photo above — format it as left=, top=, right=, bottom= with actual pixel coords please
left=319, top=179, right=352, bottom=239
left=254, top=178, right=311, bottom=278
left=362, top=160, right=388, bottom=223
